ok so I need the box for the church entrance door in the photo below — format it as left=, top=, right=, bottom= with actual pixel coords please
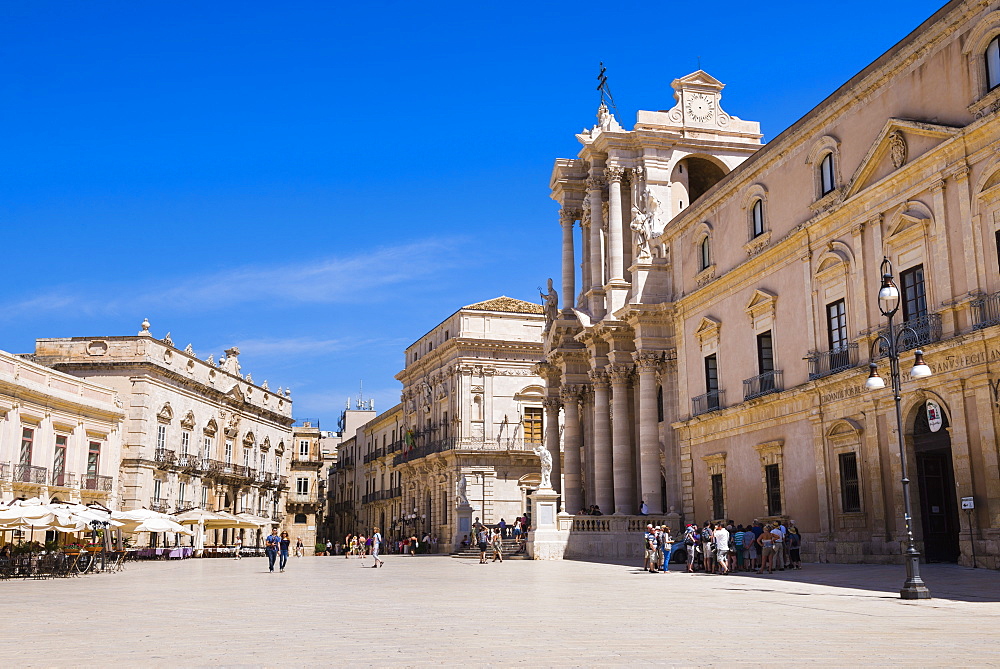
left=912, top=402, right=959, bottom=563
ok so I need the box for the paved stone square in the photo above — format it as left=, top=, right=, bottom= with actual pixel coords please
left=4, top=555, right=1000, bottom=667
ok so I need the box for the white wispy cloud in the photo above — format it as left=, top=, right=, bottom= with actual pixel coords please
left=1, top=238, right=468, bottom=318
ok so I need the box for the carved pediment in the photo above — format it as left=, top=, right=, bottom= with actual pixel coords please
left=243, top=431, right=256, bottom=447
left=261, top=436, right=271, bottom=452
left=745, top=289, right=778, bottom=328
left=227, top=384, right=246, bottom=404
left=845, top=119, right=960, bottom=199
left=180, top=410, right=196, bottom=430
left=204, top=418, right=218, bottom=436
left=157, top=402, right=173, bottom=423
left=694, top=316, right=721, bottom=344
left=886, top=200, right=933, bottom=239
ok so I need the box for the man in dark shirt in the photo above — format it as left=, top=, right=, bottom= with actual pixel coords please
left=265, top=529, right=281, bottom=572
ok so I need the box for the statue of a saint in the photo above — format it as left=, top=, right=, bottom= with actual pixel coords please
left=630, top=204, right=652, bottom=261
left=456, top=476, right=470, bottom=506
left=539, top=278, right=559, bottom=329
left=534, top=443, right=553, bottom=489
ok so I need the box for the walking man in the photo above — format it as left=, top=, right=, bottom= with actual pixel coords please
left=714, top=523, right=730, bottom=574
left=265, top=528, right=281, bottom=573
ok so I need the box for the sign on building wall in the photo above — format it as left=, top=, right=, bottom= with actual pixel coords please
left=926, top=400, right=943, bottom=432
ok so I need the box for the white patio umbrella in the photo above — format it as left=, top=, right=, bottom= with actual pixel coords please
left=132, top=517, right=193, bottom=535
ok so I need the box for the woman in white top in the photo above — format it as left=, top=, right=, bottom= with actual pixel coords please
left=370, top=527, right=384, bottom=568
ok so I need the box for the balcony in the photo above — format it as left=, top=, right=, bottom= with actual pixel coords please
left=807, top=344, right=859, bottom=380
left=874, top=313, right=942, bottom=356
left=287, top=491, right=320, bottom=505
left=14, top=464, right=47, bottom=485
left=691, top=390, right=725, bottom=417
left=972, top=292, right=1000, bottom=330
left=743, top=370, right=783, bottom=401
left=50, top=471, right=76, bottom=487
left=150, top=499, right=170, bottom=513
left=153, top=448, right=176, bottom=467
left=82, top=474, right=113, bottom=492
left=207, top=460, right=249, bottom=480
left=334, top=457, right=355, bottom=471
left=179, top=454, right=206, bottom=473
left=333, top=500, right=354, bottom=513
left=0, top=462, right=9, bottom=481
left=275, top=475, right=288, bottom=489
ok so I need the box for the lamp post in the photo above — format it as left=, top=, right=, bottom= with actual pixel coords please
left=865, top=257, right=932, bottom=600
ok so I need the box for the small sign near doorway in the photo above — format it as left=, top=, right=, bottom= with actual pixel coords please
left=961, top=497, right=975, bottom=510
left=926, top=400, right=943, bottom=432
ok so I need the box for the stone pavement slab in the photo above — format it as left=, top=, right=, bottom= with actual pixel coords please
left=3, top=555, right=999, bottom=667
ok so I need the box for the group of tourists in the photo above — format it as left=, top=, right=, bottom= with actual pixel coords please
left=475, top=525, right=505, bottom=564
left=264, top=530, right=291, bottom=573
left=681, top=520, right=803, bottom=575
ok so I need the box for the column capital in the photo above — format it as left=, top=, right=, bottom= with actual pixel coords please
left=560, top=207, right=582, bottom=224
left=604, top=166, right=627, bottom=183
left=534, top=361, right=561, bottom=384
left=560, top=385, right=585, bottom=404
left=586, top=176, right=606, bottom=191
left=605, top=363, right=634, bottom=385
left=542, top=397, right=562, bottom=411
left=633, top=351, right=665, bottom=373
left=588, top=369, right=610, bottom=388
left=631, top=166, right=646, bottom=183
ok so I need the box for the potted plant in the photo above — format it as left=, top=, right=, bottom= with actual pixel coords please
left=315, top=543, right=326, bottom=556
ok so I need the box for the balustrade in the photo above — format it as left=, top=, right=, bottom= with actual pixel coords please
left=743, top=370, right=783, bottom=401
left=691, top=390, right=725, bottom=416
left=14, top=464, right=47, bottom=485
left=807, top=344, right=859, bottom=380
left=972, top=292, right=1000, bottom=330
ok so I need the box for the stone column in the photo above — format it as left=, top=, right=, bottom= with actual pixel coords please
left=589, top=369, right=614, bottom=514
left=543, top=397, right=562, bottom=495
left=586, top=178, right=605, bottom=289
left=580, top=200, right=592, bottom=302
left=605, top=166, right=626, bottom=283
left=633, top=352, right=662, bottom=514
left=607, top=363, right=636, bottom=514
left=560, top=208, right=577, bottom=311
left=560, top=385, right=583, bottom=514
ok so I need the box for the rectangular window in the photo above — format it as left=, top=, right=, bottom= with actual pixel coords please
left=757, top=331, right=774, bottom=374
left=820, top=154, right=835, bottom=195
left=20, top=427, right=33, bottom=466
left=299, top=440, right=309, bottom=458
left=900, top=264, right=927, bottom=322
left=704, top=354, right=719, bottom=411
left=765, top=464, right=782, bottom=516
left=156, top=425, right=166, bottom=451
left=711, top=473, right=724, bottom=520
left=201, top=486, right=208, bottom=509
left=53, top=435, right=67, bottom=485
left=181, top=431, right=190, bottom=456
left=274, top=454, right=280, bottom=475
left=296, top=477, right=309, bottom=495
left=203, top=436, right=212, bottom=461
left=225, top=440, right=233, bottom=464
left=153, top=478, right=162, bottom=501
left=827, top=299, right=848, bottom=350
left=178, top=482, right=187, bottom=507
left=523, top=407, right=543, bottom=444
left=260, top=453, right=266, bottom=473
left=243, top=449, right=251, bottom=468
left=839, top=452, right=861, bottom=513
left=87, top=442, right=100, bottom=477
left=442, top=412, right=449, bottom=439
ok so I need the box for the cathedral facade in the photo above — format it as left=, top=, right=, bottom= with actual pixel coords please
left=543, top=0, right=1000, bottom=568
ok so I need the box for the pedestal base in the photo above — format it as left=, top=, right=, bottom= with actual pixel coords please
left=527, top=487, right=568, bottom=560
left=454, top=503, right=474, bottom=552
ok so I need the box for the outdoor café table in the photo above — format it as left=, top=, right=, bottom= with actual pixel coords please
left=166, top=547, right=192, bottom=559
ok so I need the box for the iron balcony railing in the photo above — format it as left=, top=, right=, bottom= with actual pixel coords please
left=0, top=462, right=9, bottom=481
left=691, top=390, right=725, bottom=417
left=972, top=292, right=1000, bottom=330
left=334, top=457, right=355, bottom=471
left=807, top=344, right=859, bottom=380
left=153, top=448, right=176, bottom=466
left=288, top=491, right=320, bottom=504
left=333, top=500, right=354, bottom=512
left=150, top=499, right=170, bottom=513
left=392, top=438, right=539, bottom=466
left=50, top=471, right=76, bottom=487
left=82, top=474, right=113, bottom=492
left=743, top=370, right=783, bottom=401
left=14, top=464, right=47, bottom=484
left=873, top=313, right=942, bottom=357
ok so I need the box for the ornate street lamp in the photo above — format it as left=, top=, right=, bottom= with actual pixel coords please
left=865, top=257, right=932, bottom=600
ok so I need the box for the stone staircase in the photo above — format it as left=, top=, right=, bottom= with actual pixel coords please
left=451, top=538, right=529, bottom=560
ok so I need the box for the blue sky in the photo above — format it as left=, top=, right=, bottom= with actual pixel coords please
left=0, top=0, right=948, bottom=428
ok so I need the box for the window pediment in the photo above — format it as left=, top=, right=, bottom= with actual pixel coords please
left=157, top=402, right=173, bottom=424
left=745, top=289, right=777, bottom=330
left=180, top=410, right=195, bottom=430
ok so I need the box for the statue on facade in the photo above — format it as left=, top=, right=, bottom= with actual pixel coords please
left=630, top=204, right=653, bottom=261
left=533, top=442, right=553, bottom=489
left=457, top=476, right=470, bottom=506
left=539, top=278, right=559, bottom=329
left=221, top=347, right=241, bottom=376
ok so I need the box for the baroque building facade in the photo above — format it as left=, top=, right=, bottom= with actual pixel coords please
left=543, top=0, right=1000, bottom=568
left=31, top=321, right=294, bottom=544
left=284, top=420, right=326, bottom=553
left=329, top=298, right=548, bottom=551
left=0, top=348, right=124, bottom=509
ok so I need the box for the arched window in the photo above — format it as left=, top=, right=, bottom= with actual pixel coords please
left=699, top=236, right=711, bottom=271
left=751, top=199, right=765, bottom=238
left=988, top=35, right=1000, bottom=91
left=820, top=153, right=836, bottom=195
left=294, top=513, right=307, bottom=524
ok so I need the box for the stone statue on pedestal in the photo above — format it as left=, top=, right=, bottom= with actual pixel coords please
left=630, top=204, right=653, bottom=261
left=456, top=476, right=469, bottom=506
left=539, top=278, right=559, bottom=329
left=534, top=442, right=553, bottom=489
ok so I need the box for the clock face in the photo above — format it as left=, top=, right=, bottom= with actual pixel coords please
left=686, top=93, right=714, bottom=123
